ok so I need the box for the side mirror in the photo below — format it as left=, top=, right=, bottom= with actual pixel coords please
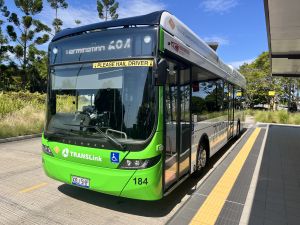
left=155, top=58, right=168, bottom=86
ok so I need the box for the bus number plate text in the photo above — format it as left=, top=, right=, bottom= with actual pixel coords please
left=71, top=176, right=90, bottom=188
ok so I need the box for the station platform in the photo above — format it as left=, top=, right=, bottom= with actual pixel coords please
left=167, top=124, right=300, bottom=225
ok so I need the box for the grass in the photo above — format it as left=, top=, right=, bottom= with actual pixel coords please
left=0, top=92, right=74, bottom=139
left=0, top=92, right=45, bottom=119
left=246, top=109, right=300, bottom=125
left=0, top=92, right=46, bottom=138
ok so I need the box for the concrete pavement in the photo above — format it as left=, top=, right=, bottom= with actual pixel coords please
left=0, top=138, right=199, bottom=225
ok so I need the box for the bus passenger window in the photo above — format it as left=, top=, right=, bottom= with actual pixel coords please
left=191, top=80, right=222, bottom=121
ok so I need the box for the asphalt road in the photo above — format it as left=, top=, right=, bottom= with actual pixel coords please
left=0, top=138, right=201, bottom=225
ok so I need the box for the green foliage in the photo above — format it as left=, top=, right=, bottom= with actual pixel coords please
left=0, top=62, right=21, bottom=90
left=1, top=0, right=122, bottom=92
left=0, top=91, right=45, bottom=138
left=191, top=96, right=206, bottom=114
left=47, top=0, right=68, bottom=34
left=239, top=52, right=290, bottom=108
left=74, top=19, right=81, bottom=25
left=0, top=91, right=44, bottom=118
left=247, top=109, right=300, bottom=125
left=0, top=0, right=10, bottom=63
left=47, top=0, right=68, bottom=9
left=97, top=0, right=119, bottom=21
left=52, top=18, right=63, bottom=32
left=15, top=0, right=43, bottom=15
left=4, top=0, right=51, bottom=89
left=0, top=92, right=75, bottom=138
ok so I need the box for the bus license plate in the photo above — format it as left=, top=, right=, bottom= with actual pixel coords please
left=71, top=176, right=90, bottom=188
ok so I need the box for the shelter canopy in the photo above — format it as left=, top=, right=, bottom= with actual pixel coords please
left=264, top=0, right=300, bottom=76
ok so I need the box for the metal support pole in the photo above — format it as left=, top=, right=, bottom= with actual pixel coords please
left=288, top=79, right=292, bottom=112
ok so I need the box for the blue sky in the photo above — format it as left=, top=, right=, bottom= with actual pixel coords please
left=5, top=0, right=267, bottom=68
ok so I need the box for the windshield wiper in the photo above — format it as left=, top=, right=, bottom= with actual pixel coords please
left=63, top=124, right=126, bottom=150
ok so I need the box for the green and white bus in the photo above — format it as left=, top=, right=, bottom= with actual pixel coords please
left=42, top=11, right=246, bottom=200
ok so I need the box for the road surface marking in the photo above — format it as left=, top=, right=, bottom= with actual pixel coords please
left=19, top=182, right=48, bottom=193
left=189, top=128, right=261, bottom=225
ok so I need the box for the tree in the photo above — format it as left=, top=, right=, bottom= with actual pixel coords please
left=74, top=19, right=81, bottom=25
left=191, top=96, right=206, bottom=114
left=0, top=62, right=21, bottom=91
left=47, top=0, right=68, bottom=34
left=239, top=52, right=287, bottom=108
left=0, top=0, right=11, bottom=63
left=27, top=45, right=47, bottom=92
left=0, top=18, right=8, bottom=64
left=0, top=0, right=15, bottom=90
left=97, top=0, right=119, bottom=21
left=5, top=0, right=51, bottom=89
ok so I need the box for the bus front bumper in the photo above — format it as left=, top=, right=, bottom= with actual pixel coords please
left=42, top=154, right=163, bottom=200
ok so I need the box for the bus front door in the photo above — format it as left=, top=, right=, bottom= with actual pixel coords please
left=178, top=67, right=191, bottom=178
left=164, top=60, right=191, bottom=191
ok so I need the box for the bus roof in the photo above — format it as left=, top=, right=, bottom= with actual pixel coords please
left=52, top=11, right=246, bottom=89
left=52, top=11, right=165, bottom=42
left=159, top=12, right=246, bottom=89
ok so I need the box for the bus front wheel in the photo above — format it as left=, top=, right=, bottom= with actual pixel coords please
left=196, top=143, right=207, bottom=171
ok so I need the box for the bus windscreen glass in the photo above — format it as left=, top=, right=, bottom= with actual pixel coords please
left=46, top=63, right=156, bottom=143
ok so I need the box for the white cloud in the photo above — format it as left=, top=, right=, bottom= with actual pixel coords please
left=203, top=36, right=229, bottom=45
left=228, top=58, right=255, bottom=69
left=38, top=4, right=99, bottom=30
left=118, top=0, right=165, bottom=18
left=201, top=0, right=238, bottom=14
left=38, top=0, right=166, bottom=31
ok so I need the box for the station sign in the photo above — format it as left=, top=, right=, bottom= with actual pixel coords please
left=236, top=91, right=242, bottom=97
left=268, top=91, right=275, bottom=96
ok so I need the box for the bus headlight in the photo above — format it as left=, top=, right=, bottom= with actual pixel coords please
left=119, top=155, right=161, bottom=169
left=42, top=144, right=53, bottom=156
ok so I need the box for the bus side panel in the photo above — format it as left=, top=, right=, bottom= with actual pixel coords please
left=191, top=114, right=228, bottom=173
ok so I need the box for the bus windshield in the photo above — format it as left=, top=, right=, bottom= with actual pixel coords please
left=45, top=63, right=156, bottom=142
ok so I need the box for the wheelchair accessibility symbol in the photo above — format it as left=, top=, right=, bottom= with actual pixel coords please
left=110, top=152, right=119, bottom=163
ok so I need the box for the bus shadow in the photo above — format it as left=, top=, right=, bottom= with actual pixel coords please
left=58, top=129, right=246, bottom=217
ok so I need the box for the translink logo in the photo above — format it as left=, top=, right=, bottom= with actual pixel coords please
left=62, top=148, right=69, bottom=158
left=61, top=148, right=102, bottom=162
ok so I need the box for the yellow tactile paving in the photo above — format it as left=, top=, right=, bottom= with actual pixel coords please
left=189, top=128, right=261, bottom=225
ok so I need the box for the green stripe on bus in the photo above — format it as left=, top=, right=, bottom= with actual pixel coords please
left=159, top=27, right=164, bottom=52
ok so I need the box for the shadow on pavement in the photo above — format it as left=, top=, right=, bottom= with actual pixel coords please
left=58, top=129, right=246, bottom=217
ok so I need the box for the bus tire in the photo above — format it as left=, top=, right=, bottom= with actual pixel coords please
left=196, top=142, right=208, bottom=172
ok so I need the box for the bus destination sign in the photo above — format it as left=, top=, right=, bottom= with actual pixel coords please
left=49, top=27, right=156, bottom=65
left=65, top=38, right=131, bottom=55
